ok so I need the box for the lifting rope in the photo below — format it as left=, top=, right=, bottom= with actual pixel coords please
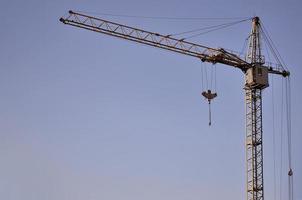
left=262, top=26, right=293, bottom=200
left=285, top=77, right=293, bottom=200
left=271, top=75, right=277, bottom=200
left=280, top=78, right=285, bottom=200
left=171, top=18, right=252, bottom=40
left=260, top=23, right=288, bottom=71
left=279, top=77, right=293, bottom=200
left=202, top=90, right=217, bottom=126
left=255, top=20, right=294, bottom=200
left=200, top=62, right=217, bottom=126
left=259, top=20, right=294, bottom=200
left=75, top=10, right=250, bottom=21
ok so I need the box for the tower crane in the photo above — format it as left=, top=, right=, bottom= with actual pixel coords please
left=60, top=10, right=290, bottom=200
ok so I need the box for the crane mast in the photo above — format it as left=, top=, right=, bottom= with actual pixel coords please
left=245, top=17, right=264, bottom=200
left=60, top=11, right=290, bottom=200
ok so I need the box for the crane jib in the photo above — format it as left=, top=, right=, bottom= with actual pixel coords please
left=59, top=11, right=289, bottom=77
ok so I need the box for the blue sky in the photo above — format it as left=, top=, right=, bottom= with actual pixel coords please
left=0, top=0, right=301, bottom=200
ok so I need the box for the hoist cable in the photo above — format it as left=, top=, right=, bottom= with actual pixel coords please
left=260, top=24, right=288, bottom=70
left=184, top=18, right=252, bottom=39
left=285, top=77, right=293, bottom=200
left=262, top=24, right=287, bottom=69
left=75, top=10, right=250, bottom=21
left=171, top=18, right=250, bottom=36
left=266, top=37, right=277, bottom=200
left=208, top=101, right=212, bottom=126
left=262, top=33, right=284, bottom=70
left=289, top=176, right=294, bottom=200
left=240, top=37, right=249, bottom=57
left=200, top=62, right=204, bottom=91
left=260, top=27, right=282, bottom=66
left=280, top=78, right=284, bottom=200
left=263, top=38, right=273, bottom=66
left=285, top=78, right=292, bottom=168
left=261, top=20, right=293, bottom=200
left=271, top=75, right=277, bottom=200
left=210, top=65, right=213, bottom=89
left=201, top=62, right=216, bottom=93
left=205, top=63, right=209, bottom=89
left=214, top=65, right=217, bottom=92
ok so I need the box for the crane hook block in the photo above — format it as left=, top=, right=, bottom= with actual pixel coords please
left=288, top=168, right=293, bottom=176
left=202, top=90, right=217, bottom=102
left=201, top=90, right=217, bottom=126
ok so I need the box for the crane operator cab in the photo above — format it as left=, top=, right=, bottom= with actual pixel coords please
left=202, top=90, right=217, bottom=126
left=245, top=66, right=269, bottom=89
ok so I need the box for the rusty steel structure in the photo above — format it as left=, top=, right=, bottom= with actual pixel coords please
left=60, top=11, right=290, bottom=200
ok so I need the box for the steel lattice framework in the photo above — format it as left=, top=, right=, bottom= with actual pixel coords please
left=245, top=17, right=265, bottom=200
left=245, top=89, right=264, bottom=200
left=60, top=11, right=290, bottom=200
left=60, top=11, right=288, bottom=76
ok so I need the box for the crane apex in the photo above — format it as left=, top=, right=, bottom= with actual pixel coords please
left=253, top=16, right=260, bottom=23
left=59, top=18, right=65, bottom=23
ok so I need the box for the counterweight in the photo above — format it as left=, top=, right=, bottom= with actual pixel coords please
left=60, top=11, right=290, bottom=200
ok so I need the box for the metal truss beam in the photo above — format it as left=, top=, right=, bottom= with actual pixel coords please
left=60, top=11, right=288, bottom=77
left=245, top=88, right=264, bottom=200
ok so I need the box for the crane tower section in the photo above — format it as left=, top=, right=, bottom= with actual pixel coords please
left=245, top=17, right=265, bottom=200
left=245, top=17, right=269, bottom=90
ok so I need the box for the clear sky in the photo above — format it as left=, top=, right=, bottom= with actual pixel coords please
left=0, top=0, right=301, bottom=200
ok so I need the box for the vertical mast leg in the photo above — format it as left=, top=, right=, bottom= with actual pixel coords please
left=245, top=88, right=264, bottom=200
